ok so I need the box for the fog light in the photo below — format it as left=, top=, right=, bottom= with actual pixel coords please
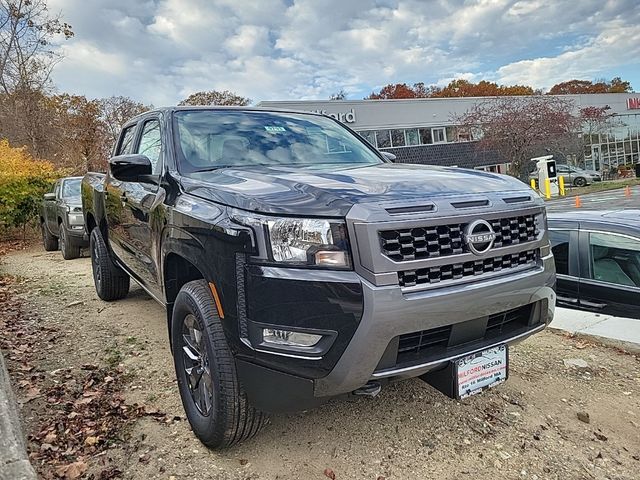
left=262, top=329, right=322, bottom=347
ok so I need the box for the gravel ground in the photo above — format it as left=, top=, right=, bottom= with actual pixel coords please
left=1, top=246, right=639, bottom=480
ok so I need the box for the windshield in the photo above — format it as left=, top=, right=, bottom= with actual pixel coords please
left=61, top=178, right=81, bottom=198
left=174, top=110, right=383, bottom=175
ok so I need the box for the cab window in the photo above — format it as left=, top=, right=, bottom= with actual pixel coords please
left=589, top=232, right=640, bottom=287
left=137, top=120, right=162, bottom=174
left=549, top=230, right=570, bottom=275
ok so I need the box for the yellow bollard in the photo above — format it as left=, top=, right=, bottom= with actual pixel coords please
left=544, top=178, right=551, bottom=199
left=558, top=176, right=565, bottom=196
left=530, top=178, right=536, bottom=191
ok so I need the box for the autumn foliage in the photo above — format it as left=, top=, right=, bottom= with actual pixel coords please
left=0, top=139, right=57, bottom=230
left=367, top=77, right=632, bottom=100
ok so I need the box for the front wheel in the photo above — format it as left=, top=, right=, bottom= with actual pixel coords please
left=90, top=228, right=130, bottom=301
left=41, top=222, right=58, bottom=252
left=60, top=227, right=81, bottom=260
left=172, top=280, right=268, bottom=449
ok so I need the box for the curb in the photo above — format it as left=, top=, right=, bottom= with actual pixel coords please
left=548, top=326, right=640, bottom=355
left=0, top=351, right=37, bottom=480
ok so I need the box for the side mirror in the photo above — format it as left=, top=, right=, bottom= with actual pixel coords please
left=109, top=154, right=153, bottom=183
left=381, top=151, right=396, bottom=162
left=44, top=192, right=56, bottom=201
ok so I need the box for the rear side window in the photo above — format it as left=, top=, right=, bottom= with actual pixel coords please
left=117, top=125, right=136, bottom=155
left=549, top=230, right=570, bottom=275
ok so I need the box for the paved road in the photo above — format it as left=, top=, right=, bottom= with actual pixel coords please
left=545, top=184, right=640, bottom=212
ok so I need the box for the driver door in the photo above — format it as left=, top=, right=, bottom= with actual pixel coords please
left=577, top=230, right=640, bottom=319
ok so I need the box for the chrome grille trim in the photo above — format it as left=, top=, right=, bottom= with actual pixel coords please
left=398, top=249, right=539, bottom=288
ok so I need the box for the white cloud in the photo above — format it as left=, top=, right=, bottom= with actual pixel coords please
left=46, top=0, right=640, bottom=105
left=496, top=20, right=640, bottom=89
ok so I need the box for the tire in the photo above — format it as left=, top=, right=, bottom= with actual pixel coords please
left=574, top=177, right=587, bottom=187
left=59, top=226, right=81, bottom=260
left=89, top=228, right=130, bottom=301
left=41, top=221, right=59, bottom=251
left=172, top=280, right=268, bottom=449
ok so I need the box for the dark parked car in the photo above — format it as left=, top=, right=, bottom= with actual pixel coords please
left=40, top=176, right=89, bottom=259
left=82, top=107, right=555, bottom=448
left=549, top=210, right=640, bottom=319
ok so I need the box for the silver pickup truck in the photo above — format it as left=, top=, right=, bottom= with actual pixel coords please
left=40, top=176, right=88, bottom=259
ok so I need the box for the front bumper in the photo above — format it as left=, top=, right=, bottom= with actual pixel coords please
left=237, top=254, right=555, bottom=412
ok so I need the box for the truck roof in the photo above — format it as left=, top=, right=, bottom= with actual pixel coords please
left=128, top=105, right=326, bottom=123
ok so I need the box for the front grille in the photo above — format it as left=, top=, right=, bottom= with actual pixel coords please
left=398, top=249, right=538, bottom=288
left=394, top=304, right=535, bottom=366
left=379, top=214, right=538, bottom=262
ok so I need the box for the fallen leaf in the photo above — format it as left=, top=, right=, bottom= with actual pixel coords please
left=324, top=467, right=336, bottom=480
left=85, top=436, right=98, bottom=446
left=56, top=461, right=88, bottom=480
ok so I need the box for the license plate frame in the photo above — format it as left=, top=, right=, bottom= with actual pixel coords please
left=455, top=344, right=508, bottom=399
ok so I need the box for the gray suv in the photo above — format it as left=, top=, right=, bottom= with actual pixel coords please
left=40, top=176, right=88, bottom=259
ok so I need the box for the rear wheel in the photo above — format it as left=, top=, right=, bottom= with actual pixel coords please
left=574, top=177, right=587, bottom=187
left=41, top=221, right=58, bottom=252
left=172, top=280, right=268, bottom=449
left=90, top=228, right=130, bottom=301
left=59, top=226, right=81, bottom=260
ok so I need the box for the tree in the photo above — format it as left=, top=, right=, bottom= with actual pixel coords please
left=329, top=89, right=346, bottom=100
left=0, top=0, right=73, bottom=93
left=430, top=79, right=534, bottom=97
left=99, top=96, right=151, bottom=153
left=456, top=96, right=579, bottom=178
left=366, top=83, right=422, bottom=99
left=0, top=138, right=56, bottom=232
left=549, top=77, right=633, bottom=94
left=367, top=79, right=535, bottom=99
left=178, top=90, right=251, bottom=106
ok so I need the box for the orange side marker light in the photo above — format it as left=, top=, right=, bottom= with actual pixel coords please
left=208, top=282, right=225, bottom=319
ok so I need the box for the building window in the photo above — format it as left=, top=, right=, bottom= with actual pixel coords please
left=359, top=130, right=376, bottom=147
left=419, top=128, right=432, bottom=144
left=432, top=127, right=446, bottom=143
left=390, top=129, right=406, bottom=147
left=405, top=129, right=420, bottom=146
left=445, top=126, right=456, bottom=143
left=376, top=130, right=391, bottom=148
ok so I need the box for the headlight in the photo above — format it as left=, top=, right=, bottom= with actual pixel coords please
left=231, top=210, right=352, bottom=269
left=267, top=218, right=351, bottom=268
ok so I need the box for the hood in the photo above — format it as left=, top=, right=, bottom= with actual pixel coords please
left=180, top=163, right=530, bottom=217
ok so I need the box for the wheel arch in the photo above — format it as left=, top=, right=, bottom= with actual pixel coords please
left=163, top=250, right=207, bottom=341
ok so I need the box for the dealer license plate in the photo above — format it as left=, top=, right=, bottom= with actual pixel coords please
left=456, top=345, right=508, bottom=399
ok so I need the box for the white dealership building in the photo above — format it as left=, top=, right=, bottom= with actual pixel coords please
left=260, top=93, right=640, bottom=175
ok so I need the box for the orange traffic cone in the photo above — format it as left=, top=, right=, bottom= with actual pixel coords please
left=575, top=196, right=582, bottom=208
left=625, top=185, right=632, bottom=197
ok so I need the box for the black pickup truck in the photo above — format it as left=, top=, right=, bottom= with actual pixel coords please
left=82, top=107, right=556, bottom=448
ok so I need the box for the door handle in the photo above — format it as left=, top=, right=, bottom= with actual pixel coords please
left=557, top=295, right=578, bottom=304
left=580, top=300, right=607, bottom=309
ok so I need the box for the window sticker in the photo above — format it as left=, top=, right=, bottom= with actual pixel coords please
left=264, top=126, right=286, bottom=133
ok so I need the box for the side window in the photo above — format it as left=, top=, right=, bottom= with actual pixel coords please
left=549, top=230, right=570, bottom=275
left=54, top=181, right=61, bottom=197
left=589, top=233, right=640, bottom=287
left=117, top=125, right=137, bottom=155
left=137, top=120, right=162, bottom=174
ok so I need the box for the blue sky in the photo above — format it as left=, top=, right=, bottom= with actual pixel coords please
left=48, top=0, right=640, bottom=105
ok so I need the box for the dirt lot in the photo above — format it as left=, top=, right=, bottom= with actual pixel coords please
left=1, top=245, right=639, bottom=480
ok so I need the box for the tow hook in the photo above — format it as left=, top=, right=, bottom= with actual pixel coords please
left=353, top=381, right=382, bottom=397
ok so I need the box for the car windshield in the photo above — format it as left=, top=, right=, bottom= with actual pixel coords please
left=174, top=110, right=383, bottom=175
left=61, top=178, right=81, bottom=198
